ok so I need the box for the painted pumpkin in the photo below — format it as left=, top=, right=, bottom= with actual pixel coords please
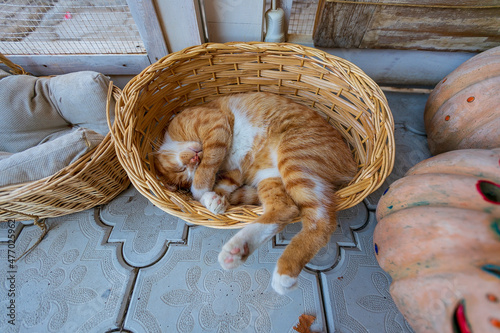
left=424, top=46, right=500, bottom=155
left=374, top=148, right=500, bottom=333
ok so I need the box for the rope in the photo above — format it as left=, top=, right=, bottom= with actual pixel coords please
left=0, top=53, right=31, bottom=75
left=1, top=208, right=48, bottom=261
left=15, top=217, right=48, bottom=262
left=325, top=0, right=500, bottom=9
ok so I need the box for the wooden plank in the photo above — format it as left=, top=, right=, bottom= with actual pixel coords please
left=2, top=54, right=151, bottom=76
left=360, top=6, right=500, bottom=51
left=0, top=41, right=146, bottom=55
left=314, top=0, right=500, bottom=51
left=325, top=0, right=500, bottom=7
left=154, top=0, right=203, bottom=53
left=126, top=0, right=169, bottom=62
left=313, top=0, right=381, bottom=48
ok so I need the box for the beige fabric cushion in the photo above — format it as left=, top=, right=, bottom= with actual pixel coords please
left=48, top=71, right=115, bottom=136
left=0, top=69, right=11, bottom=80
left=0, top=74, right=69, bottom=153
left=0, top=127, right=104, bottom=187
left=0, top=71, right=114, bottom=153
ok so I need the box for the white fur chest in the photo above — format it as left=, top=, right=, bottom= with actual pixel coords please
left=225, top=103, right=263, bottom=170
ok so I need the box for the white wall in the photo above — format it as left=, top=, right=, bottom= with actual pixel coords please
left=203, top=0, right=266, bottom=42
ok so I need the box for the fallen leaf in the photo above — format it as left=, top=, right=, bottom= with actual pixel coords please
left=293, top=314, right=316, bottom=333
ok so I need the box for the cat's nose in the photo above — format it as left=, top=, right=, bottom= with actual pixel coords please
left=190, top=154, right=200, bottom=164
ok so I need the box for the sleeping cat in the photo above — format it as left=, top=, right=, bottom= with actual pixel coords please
left=154, top=92, right=357, bottom=294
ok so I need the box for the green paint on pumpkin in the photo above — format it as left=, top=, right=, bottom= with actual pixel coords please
left=482, top=264, right=500, bottom=279
left=407, top=201, right=431, bottom=209
left=492, top=219, right=500, bottom=239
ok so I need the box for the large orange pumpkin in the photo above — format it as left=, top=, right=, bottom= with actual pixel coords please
left=424, top=46, right=500, bottom=155
left=374, top=148, right=500, bottom=333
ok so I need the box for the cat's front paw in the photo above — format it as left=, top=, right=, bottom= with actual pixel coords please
left=272, top=267, right=298, bottom=295
left=218, top=239, right=249, bottom=270
left=200, top=191, right=228, bottom=214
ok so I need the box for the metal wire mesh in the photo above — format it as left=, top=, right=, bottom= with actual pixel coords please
left=0, top=0, right=146, bottom=55
left=288, top=0, right=318, bottom=35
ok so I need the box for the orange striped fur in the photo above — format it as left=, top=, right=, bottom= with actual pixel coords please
left=154, top=92, right=357, bottom=294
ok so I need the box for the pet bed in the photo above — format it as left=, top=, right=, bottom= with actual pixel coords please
left=110, top=42, right=395, bottom=228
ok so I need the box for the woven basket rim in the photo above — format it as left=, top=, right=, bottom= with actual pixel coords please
left=0, top=54, right=129, bottom=221
left=111, top=42, right=395, bottom=228
left=0, top=131, right=115, bottom=201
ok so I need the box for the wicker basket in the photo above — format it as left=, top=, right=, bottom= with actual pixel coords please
left=0, top=54, right=130, bottom=223
left=111, top=42, right=395, bottom=228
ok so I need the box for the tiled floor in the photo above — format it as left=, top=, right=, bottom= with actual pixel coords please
left=0, top=91, right=431, bottom=333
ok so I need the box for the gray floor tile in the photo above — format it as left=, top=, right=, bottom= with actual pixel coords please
left=124, top=226, right=326, bottom=333
left=100, top=186, right=189, bottom=268
left=0, top=210, right=134, bottom=333
left=320, top=213, right=414, bottom=333
left=384, top=91, right=429, bottom=135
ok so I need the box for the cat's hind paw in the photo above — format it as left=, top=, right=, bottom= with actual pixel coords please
left=218, top=240, right=249, bottom=270
left=200, top=191, right=228, bottom=215
left=272, top=267, right=298, bottom=295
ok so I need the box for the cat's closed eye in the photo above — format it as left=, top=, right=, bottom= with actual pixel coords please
left=175, top=166, right=187, bottom=173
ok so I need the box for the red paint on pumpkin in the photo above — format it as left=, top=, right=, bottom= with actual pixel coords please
left=455, top=303, right=472, bottom=333
left=490, top=317, right=500, bottom=328
left=487, top=293, right=499, bottom=303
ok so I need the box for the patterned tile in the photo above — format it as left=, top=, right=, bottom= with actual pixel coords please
left=320, top=213, right=414, bottom=333
left=124, top=226, right=326, bottom=333
left=0, top=210, right=134, bottom=333
left=100, top=185, right=188, bottom=267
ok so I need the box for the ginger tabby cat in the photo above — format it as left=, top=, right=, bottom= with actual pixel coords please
left=154, top=92, right=357, bottom=294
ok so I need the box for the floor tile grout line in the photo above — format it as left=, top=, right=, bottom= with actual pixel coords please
left=113, top=267, right=139, bottom=333
left=316, top=270, right=331, bottom=333
left=92, top=207, right=140, bottom=331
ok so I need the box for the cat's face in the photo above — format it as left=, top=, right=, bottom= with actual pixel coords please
left=154, top=141, right=203, bottom=189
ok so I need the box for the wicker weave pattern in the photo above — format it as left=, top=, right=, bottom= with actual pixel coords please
left=111, top=42, right=395, bottom=228
left=0, top=54, right=130, bottom=222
